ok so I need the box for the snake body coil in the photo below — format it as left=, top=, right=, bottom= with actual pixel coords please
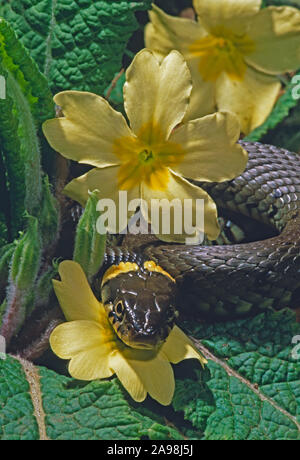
left=104, top=142, right=300, bottom=321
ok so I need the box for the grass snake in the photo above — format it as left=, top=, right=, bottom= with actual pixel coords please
left=96, top=141, right=300, bottom=348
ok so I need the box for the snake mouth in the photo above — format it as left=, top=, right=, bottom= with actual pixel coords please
left=114, top=320, right=173, bottom=350
left=120, top=328, right=171, bottom=350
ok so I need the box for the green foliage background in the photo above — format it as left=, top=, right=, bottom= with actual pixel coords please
left=1, top=310, right=300, bottom=440
left=0, top=0, right=299, bottom=441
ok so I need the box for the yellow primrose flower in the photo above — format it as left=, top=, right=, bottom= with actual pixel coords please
left=50, top=260, right=207, bottom=406
left=145, top=0, right=300, bottom=134
left=43, top=48, right=247, bottom=242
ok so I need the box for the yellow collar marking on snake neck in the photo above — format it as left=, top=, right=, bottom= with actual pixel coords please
left=143, top=261, right=176, bottom=283
left=101, top=260, right=176, bottom=287
left=101, top=262, right=139, bottom=287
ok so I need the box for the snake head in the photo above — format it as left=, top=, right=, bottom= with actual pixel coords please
left=101, top=262, right=178, bottom=349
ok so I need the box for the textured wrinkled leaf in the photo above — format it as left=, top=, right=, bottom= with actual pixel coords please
left=1, top=0, right=151, bottom=94
left=174, top=310, right=300, bottom=440
left=0, top=357, right=39, bottom=440
left=39, top=366, right=182, bottom=441
left=0, top=356, right=183, bottom=440
left=1, top=311, right=300, bottom=440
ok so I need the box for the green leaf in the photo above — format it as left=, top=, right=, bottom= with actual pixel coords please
left=34, top=264, right=58, bottom=309
left=9, top=217, right=41, bottom=292
left=1, top=0, right=151, bottom=94
left=0, top=217, right=42, bottom=342
left=0, top=356, right=183, bottom=440
left=0, top=356, right=39, bottom=440
left=0, top=243, right=15, bottom=296
left=1, top=311, right=299, bottom=440
left=0, top=299, right=6, bottom=325
left=244, top=70, right=300, bottom=143
left=174, top=310, right=300, bottom=440
left=0, top=148, right=10, bottom=245
left=104, top=71, right=125, bottom=107
left=259, top=93, right=300, bottom=153
left=40, top=367, right=182, bottom=440
left=0, top=19, right=54, bottom=237
left=73, top=190, right=106, bottom=283
left=0, top=64, right=26, bottom=238
left=38, top=176, right=60, bottom=249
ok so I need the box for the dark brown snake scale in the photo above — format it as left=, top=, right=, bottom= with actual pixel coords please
left=104, top=141, right=300, bottom=320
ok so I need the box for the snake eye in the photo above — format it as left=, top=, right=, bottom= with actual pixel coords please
left=114, top=300, right=124, bottom=318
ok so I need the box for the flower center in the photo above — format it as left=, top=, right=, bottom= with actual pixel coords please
left=189, top=26, right=255, bottom=81
left=139, top=149, right=154, bottom=164
left=113, top=123, right=185, bottom=191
